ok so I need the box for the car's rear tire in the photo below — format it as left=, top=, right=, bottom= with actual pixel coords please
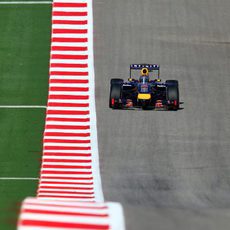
left=110, top=78, right=124, bottom=85
left=166, top=80, right=179, bottom=87
left=109, top=79, right=123, bottom=109
left=166, top=84, right=179, bottom=110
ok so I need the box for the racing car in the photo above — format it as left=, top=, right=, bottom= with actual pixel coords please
left=109, top=64, right=179, bottom=110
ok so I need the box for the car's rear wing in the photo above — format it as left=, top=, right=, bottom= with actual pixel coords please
left=130, top=64, right=160, bottom=70
left=130, top=64, right=160, bottom=78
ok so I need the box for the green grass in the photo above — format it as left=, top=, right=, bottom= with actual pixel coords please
left=0, top=5, right=51, bottom=229
left=0, top=110, right=45, bottom=177
left=0, top=5, right=51, bottom=105
left=0, top=180, right=38, bottom=230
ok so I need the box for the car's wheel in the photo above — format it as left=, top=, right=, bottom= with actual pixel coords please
left=110, top=78, right=124, bottom=85
left=166, top=85, right=179, bottom=110
left=109, top=80, right=123, bottom=109
left=166, top=80, right=179, bottom=87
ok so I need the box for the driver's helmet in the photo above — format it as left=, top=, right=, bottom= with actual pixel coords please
left=140, top=67, right=149, bottom=76
left=139, top=68, right=149, bottom=83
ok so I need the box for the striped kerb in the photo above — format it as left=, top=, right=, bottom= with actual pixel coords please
left=17, top=1, right=125, bottom=230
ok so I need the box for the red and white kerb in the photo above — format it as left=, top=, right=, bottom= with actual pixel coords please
left=17, top=1, right=125, bottom=229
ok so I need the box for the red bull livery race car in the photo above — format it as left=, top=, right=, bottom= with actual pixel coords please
left=109, top=64, right=179, bottom=110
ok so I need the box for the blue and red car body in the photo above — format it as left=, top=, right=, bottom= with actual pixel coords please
left=109, top=64, right=179, bottom=110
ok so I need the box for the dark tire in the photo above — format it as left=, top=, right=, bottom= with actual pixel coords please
left=110, top=78, right=124, bottom=85
left=109, top=83, right=123, bottom=109
left=166, top=80, right=179, bottom=87
left=166, top=85, right=179, bottom=110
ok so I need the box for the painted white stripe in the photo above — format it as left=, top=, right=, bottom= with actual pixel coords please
left=52, top=33, right=86, bottom=38
left=43, top=136, right=90, bottom=141
left=0, top=177, right=38, bottom=180
left=22, top=205, right=107, bottom=214
left=51, top=49, right=88, bottom=54
left=46, top=121, right=90, bottom=125
left=52, top=16, right=88, bottom=21
left=24, top=198, right=106, bottom=207
left=38, top=188, right=93, bottom=193
left=46, top=114, right=90, bottom=119
left=43, top=156, right=91, bottom=160
left=53, top=7, right=87, bottom=12
left=49, top=84, right=89, bottom=88
left=40, top=179, right=94, bottom=183
left=43, top=149, right=91, bottom=153
left=54, top=0, right=88, bottom=3
left=38, top=184, right=92, bottom=188
left=52, top=33, right=88, bottom=38
left=46, top=107, right=89, bottom=111
left=40, top=175, right=92, bottom=179
left=48, top=99, right=89, bottom=103
left=52, top=24, right=88, bottom=29
left=0, top=1, right=51, bottom=4
left=108, top=203, right=126, bottom=230
left=38, top=197, right=95, bottom=202
left=51, top=43, right=88, bottom=47
left=50, top=67, right=88, bottom=72
left=49, top=76, right=89, bottom=80
left=44, top=143, right=91, bottom=147
left=0, top=105, right=46, bottom=108
left=48, top=91, right=89, bottom=96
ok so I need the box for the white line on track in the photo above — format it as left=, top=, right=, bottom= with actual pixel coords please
left=0, top=1, right=52, bottom=4
left=0, top=177, right=38, bottom=180
left=0, top=105, right=46, bottom=108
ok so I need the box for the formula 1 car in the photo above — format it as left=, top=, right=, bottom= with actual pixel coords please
left=109, top=64, right=179, bottom=110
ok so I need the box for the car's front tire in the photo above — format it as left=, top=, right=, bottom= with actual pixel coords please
left=109, top=79, right=123, bottom=109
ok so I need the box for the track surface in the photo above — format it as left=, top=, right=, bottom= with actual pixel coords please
left=94, top=0, right=230, bottom=229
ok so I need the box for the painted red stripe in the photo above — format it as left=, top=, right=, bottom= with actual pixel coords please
left=45, top=118, right=90, bottom=122
left=41, top=169, right=92, bottom=173
left=53, top=29, right=87, bottom=34
left=42, top=165, right=91, bottom=169
left=45, top=125, right=90, bottom=130
left=50, top=79, right=88, bottom=84
left=48, top=102, right=89, bottom=107
left=52, top=20, right=88, bottom=25
left=51, top=46, right=87, bottom=51
left=53, top=11, right=88, bottom=17
left=37, top=195, right=95, bottom=199
left=22, top=209, right=108, bottom=218
left=51, top=54, right=88, bottom=60
left=44, top=132, right=90, bottom=137
left=53, top=3, right=87, bottom=8
left=40, top=176, right=93, bottom=180
left=43, top=159, right=91, bottom=163
left=42, top=165, right=91, bottom=174
left=39, top=185, right=93, bottom=190
left=48, top=95, right=89, bottom=100
left=44, top=146, right=90, bottom=151
left=39, top=190, right=94, bottom=195
left=50, top=63, right=88, bottom=68
left=52, top=37, right=88, bottom=43
left=21, top=219, right=107, bottom=229
left=46, top=110, right=89, bottom=115
left=50, top=71, right=88, bottom=76
left=44, top=139, right=90, bottom=144
left=43, top=153, right=91, bottom=157
left=41, top=171, right=92, bottom=175
left=39, top=181, right=93, bottom=185
left=49, top=87, right=88, bottom=91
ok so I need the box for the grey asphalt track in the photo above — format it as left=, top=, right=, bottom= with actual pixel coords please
left=93, top=0, right=230, bottom=229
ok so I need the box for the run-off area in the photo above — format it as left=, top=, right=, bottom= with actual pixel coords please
left=0, top=4, right=51, bottom=229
